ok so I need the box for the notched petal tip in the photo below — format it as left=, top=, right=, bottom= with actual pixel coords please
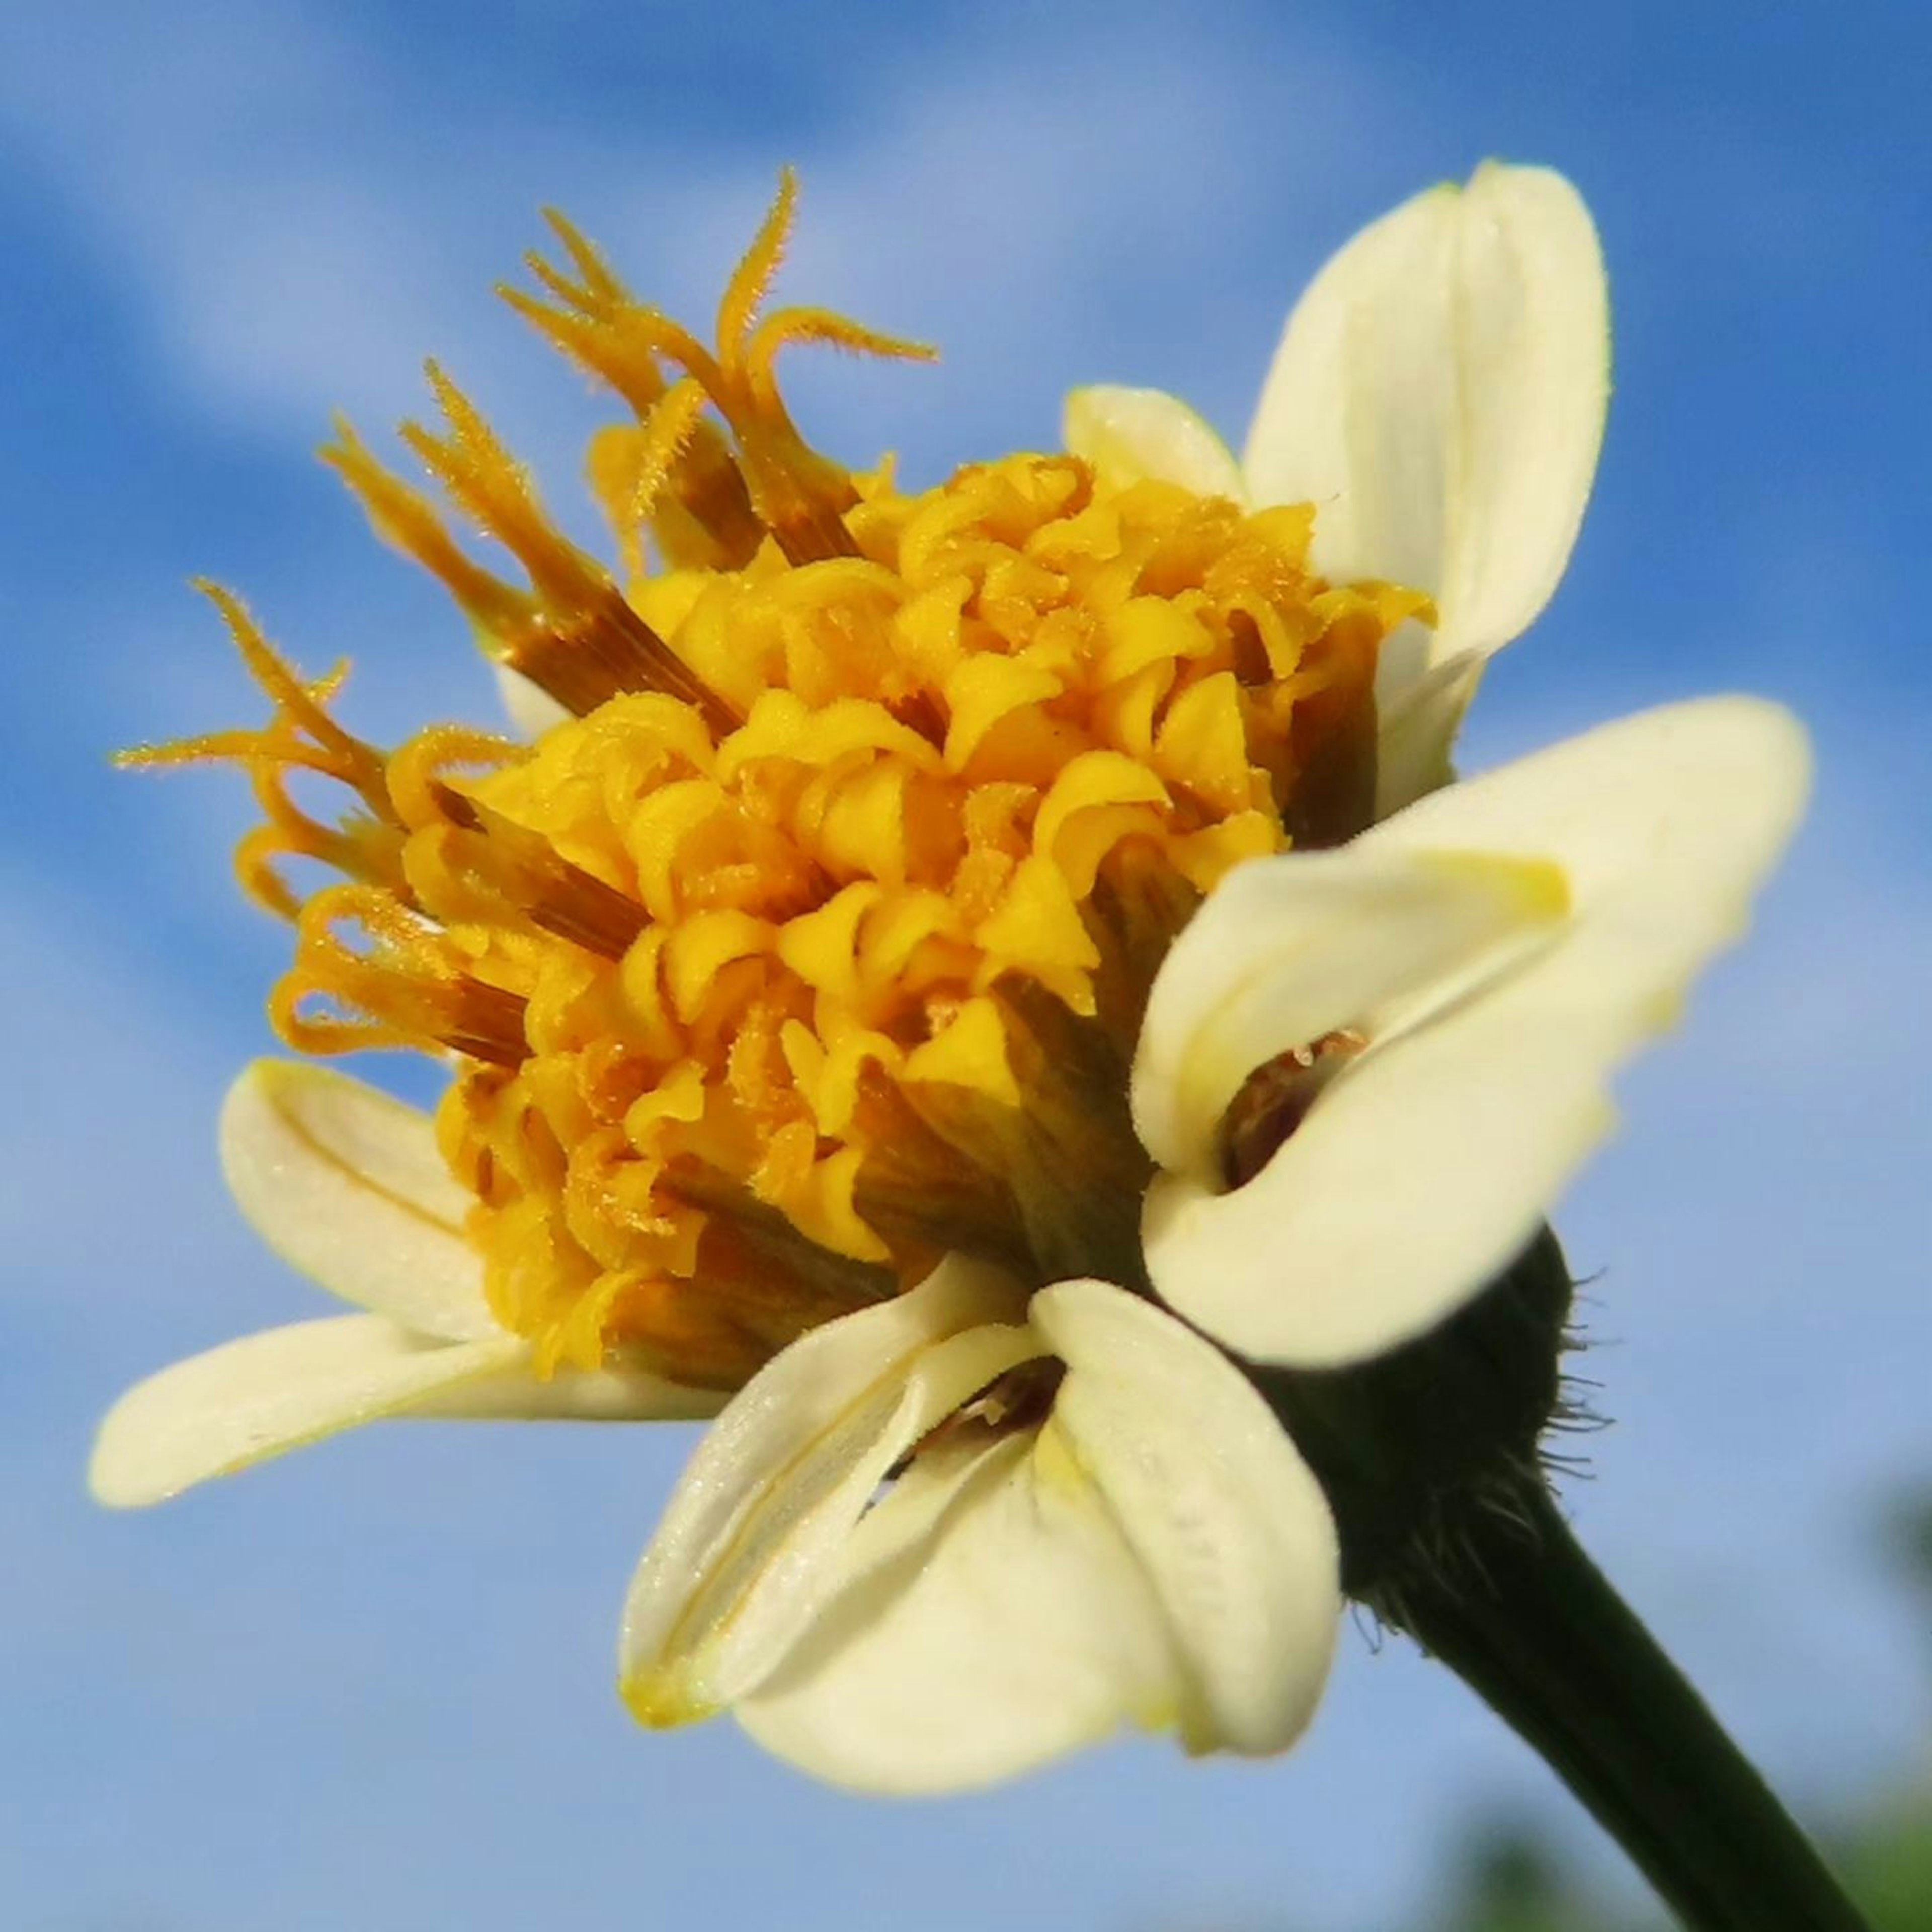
left=1034, top=1282, right=1342, bottom=1756
left=1242, top=158, right=1609, bottom=705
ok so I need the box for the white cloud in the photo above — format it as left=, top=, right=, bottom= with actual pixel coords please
left=1, top=2, right=577, bottom=450
left=0, top=0, right=1406, bottom=478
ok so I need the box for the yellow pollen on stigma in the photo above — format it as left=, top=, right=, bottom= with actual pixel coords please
left=126, top=173, right=1431, bottom=1391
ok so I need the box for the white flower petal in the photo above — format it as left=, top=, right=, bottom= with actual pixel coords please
left=89, top=1315, right=529, bottom=1507
left=1133, top=846, right=1570, bottom=1183
left=1062, top=385, right=1248, bottom=500
left=1032, top=1281, right=1340, bottom=1755
left=1373, top=646, right=1485, bottom=820
left=221, top=1060, right=498, bottom=1340
left=408, top=1359, right=731, bottom=1423
left=1144, top=698, right=1810, bottom=1369
left=1241, top=164, right=1609, bottom=692
left=1364, top=694, right=1811, bottom=897
left=1243, top=180, right=1456, bottom=595
left=620, top=1257, right=1038, bottom=1724
left=496, top=662, right=572, bottom=739
left=737, top=1426, right=1179, bottom=1793
left=737, top=1284, right=1339, bottom=1791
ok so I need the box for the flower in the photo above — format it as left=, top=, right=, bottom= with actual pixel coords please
left=93, top=165, right=1804, bottom=1793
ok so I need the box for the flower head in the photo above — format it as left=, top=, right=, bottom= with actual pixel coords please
left=117, top=172, right=1433, bottom=1391
left=94, top=163, right=1806, bottom=1793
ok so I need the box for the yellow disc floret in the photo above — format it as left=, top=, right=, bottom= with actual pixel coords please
left=126, top=173, right=1429, bottom=1390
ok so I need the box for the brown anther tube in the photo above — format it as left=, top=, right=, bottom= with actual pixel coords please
left=674, top=444, right=766, bottom=567
left=505, top=590, right=740, bottom=737
left=443, top=977, right=532, bottom=1067
left=429, top=783, right=649, bottom=959
left=768, top=502, right=862, bottom=567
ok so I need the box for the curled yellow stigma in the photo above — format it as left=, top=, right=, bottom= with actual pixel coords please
left=126, top=173, right=1430, bottom=1389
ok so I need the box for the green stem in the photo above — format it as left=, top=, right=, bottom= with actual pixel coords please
left=1392, top=1486, right=1869, bottom=1932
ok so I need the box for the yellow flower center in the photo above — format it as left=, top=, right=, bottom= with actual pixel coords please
left=129, top=174, right=1429, bottom=1389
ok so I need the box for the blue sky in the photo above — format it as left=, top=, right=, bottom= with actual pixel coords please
left=3, top=1, right=1928, bottom=1926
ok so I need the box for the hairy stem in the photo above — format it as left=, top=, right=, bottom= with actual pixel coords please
left=1387, top=1485, right=1869, bottom=1932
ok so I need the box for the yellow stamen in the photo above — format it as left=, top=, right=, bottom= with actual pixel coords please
left=139, top=176, right=1431, bottom=1390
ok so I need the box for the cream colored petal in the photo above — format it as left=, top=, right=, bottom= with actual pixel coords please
left=620, top=1257, right=1039, bottom=1725
left=741, top=1285, right=1340, bottom=1791
left=1373, top=646, right=1485, bottom=820
left=1133, top=846, right=1569, bottom=1183
left=408, top=1357, right=730, bottom=1423
left=1242, top=164, right=1608, bottom=694
left=89, top=1315, right=530, bottom=1507
left=221, top=1061, right=498, bottom=1341
left=1063, top=386, right=1248, bottom=500
left=1364, top=694, right=1810, bottom=900
left=1244, top=181, right=1456, bottom=595
left=1144, top=698, right=1810, bottom=1369
left=737, top=1425, right=1180, bottom=1793
left=496, top=663, right=572, bottom=739
left=1031, top=1281, right=1340, bottom=1755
